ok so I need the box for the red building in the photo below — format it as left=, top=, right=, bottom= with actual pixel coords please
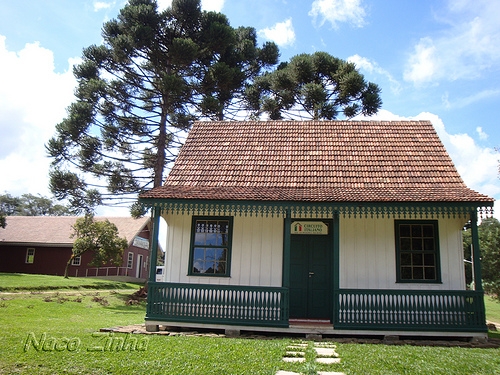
left=0, top=216, right=151, bottom=281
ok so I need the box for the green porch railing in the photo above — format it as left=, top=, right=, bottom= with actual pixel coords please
left=146, top=282, right=289, bottom=327
left=335, top=289, right=486, bottom=332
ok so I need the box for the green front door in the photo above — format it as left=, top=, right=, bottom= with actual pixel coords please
left=289, top=220, right=333, bottom=320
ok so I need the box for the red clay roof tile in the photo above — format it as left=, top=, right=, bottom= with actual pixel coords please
left=141, top=121, right=493, bottom=203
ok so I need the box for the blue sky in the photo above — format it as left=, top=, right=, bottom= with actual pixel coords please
left=0, top=0, right=499, bottom=216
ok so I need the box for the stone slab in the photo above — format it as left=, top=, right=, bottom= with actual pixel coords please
left=282, top=357, right=306, bottom=363
left=314, top=347, right=337, bottom=356
left=316, top=357, right=341, bottom=364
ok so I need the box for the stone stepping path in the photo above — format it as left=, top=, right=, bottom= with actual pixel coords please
left=277, top=341, right=344, bottom=375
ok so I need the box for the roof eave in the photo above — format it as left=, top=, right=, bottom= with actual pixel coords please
left=139, top=197, right=494, bottom=218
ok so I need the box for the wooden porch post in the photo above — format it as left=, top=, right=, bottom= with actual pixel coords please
left=470, top=210, right=483, bottom=292
left=148, top=206, right=161, bottom=283
left=283, top=209, right=291, bottom=289
left=332, top=213, right=340, bottom=325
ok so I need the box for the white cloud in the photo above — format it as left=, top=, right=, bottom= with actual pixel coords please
left=157, top=0, right=224, bottom=12
left=0, top=35, right=77, bottom=197
left=442, top=89, right=500, bottom=109
left=405, top=1, right=500, bottom=84
left=258, top=18, right=296, bottom=47
left=201, top=0, right=225, bottom=12
left=309, top=0, right=366, bottom=29
left=355, top=109, right=500, bottom=203
left=93, top=1, right=114, bottom=12
left=348, top=54, right=402, bottom=94
left=156, top=0, right=172, bottom=10
left=476, top=127, right=488, bottom=141
left=404, top=37, right=437, bottom=84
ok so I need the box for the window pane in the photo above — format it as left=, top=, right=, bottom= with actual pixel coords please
left=400, top=252, right=411, bottom=266
left=413, top=267, right=424, bottom=279
left=400, top=225, right=411, bottom=237
left=422, top=225, right=434, bottom=237
left=196, top=221, right=207, bottom=233
left=412, top=238, right=423, bottom=251
left=205, top=233, right=217, bottom=245
left=400, top=238, right=411, bottom=250
left=412, top=253, right=423, bottom=266
left=215, top=261, right=226, bottom=274
left=212, top=234, right=220, bottom=246
left=411, top=225, right=422, bottom=237
left=205, top=248, right=215, bottom=261
left=219, top=222, right=228, bottom=233
left=423, top=238, right=434, bottom=251
left=194, top=232, right=205, bottom=245
left=205, top=262, right=216, bottom=273
left=207, top=221, right=218, bottom=233
left=401, top=267, right=412, bottom=280
left=425, top=267, right=436, bottom=280
left=215, top=248, right=227, bottom=262
left=192, top=261, right=202, bottom=273
left=424, top=253, right=435, bottom=266
left=193, top=248, right=205, bottom=261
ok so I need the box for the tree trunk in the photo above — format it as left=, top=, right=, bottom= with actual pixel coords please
left=154, top=109, right=167, bottom=188
left=64, top=254, right=74, bottom=278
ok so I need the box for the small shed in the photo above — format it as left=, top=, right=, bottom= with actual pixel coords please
left=140, top=120, right=493, bottom=338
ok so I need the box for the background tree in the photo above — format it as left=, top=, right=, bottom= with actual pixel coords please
left=46, top=0, right=278, bottom=215
left=478, top=218, right=500, bottom=299
left=245, top=52, right=382, bottom=120
left=463, top=217, right=500, bottom=300
left=64, top=214, right=128, bottom=278
left=0, top=193, right=72, bottom=228
left=462, top=225, right=473, bottom=286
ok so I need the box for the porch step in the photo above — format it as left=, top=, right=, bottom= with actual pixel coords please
left=278, top=341, right=344, bottom=375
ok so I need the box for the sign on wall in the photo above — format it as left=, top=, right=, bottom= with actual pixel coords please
left=133, top=236, right=150, bottom=250
left=291, top=221, right=328, bottom=235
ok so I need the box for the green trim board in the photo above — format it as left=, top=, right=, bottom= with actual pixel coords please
left=148, top=207, right=161, bottom=283
left=140, top=198, right=493, bottom=218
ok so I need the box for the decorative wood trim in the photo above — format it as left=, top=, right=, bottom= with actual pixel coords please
left=140, top=198, right=493, bottom=219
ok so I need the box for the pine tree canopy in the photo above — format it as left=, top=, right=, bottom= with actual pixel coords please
left=46, top=0, right=279, bottom=215
left=46, top=0, right=381, bottom=215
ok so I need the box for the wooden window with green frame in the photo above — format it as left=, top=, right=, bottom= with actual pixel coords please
left=188, top=216, right=233, bottom=277
left=395, top=220, right=441, bottom=283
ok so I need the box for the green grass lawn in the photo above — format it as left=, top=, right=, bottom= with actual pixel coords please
left=485, top=296, right=500, bottom=323
left=0, top=272, right=141, bottom=292
left=0, top=273, right=499, bottom=374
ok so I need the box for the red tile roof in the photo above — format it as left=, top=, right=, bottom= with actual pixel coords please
left=141, top=121, right=493, bottom=203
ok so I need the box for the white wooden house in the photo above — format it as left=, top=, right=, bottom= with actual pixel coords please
left=139, top=120, right=493, bottom=338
